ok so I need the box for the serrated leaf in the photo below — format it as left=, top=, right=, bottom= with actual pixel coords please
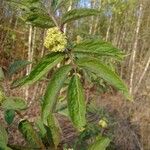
left=7, top=0, right=41, bottom=12
left=51, top=0, right=69, bottom=11
left=8, top=60, right=31, bottom=77
left=2, top=97, right=27, bottom=110
left=0, top=124, right=8, bottom=146
left=24, top=10, right=55, bottom=28
left=7, top=0, right=55, bottom=28
left=47, top=114, right=61, bottom=148
left=61, top=8, right=100, bottom=24
left=4, top=110, right=15, bottom=125
left=88, top=136, right=111, bottom=150
left=67, top=75, right=86, bottom=131
left=18, top=120, right=44, bottom=149
left=0, top=90, right=5, bottom=104
left=35, top=118, right=47, bottom=138
left=77, top=58, right=131, bottom=100
left=73, top=39, right=124, bottom=60
left=20, top=0, right=40, bottom=7
left=42, top=65, right=71, bottom=123
left=12, top=52, right=64, bottom=88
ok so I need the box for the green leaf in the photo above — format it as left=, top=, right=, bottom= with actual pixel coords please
left=47, top=114, right=61, bottom=148
left=0, top=90, right=5, bottom=104
left=0, top=145, right=12, bottom=150
left=73, top=39, right=124, bottom=60
left=0, top=124, right=8, bottom=145
left=8, top=60, right=31, bottom=77
left=18, top=120, right=44, bottom=149
left=7, top=0, right=41, bottom=12
left=2, top=97, right=27, bottom=110
left=35, top=118, right=47, bottom=138
left=7, top=0, right=55, bottom=28
left=42, top=65, right=71, bottom=123
left=51, top=0, right=70, bottom=11
left=19, top=0, right=41, bottom=8
left=61, top=8, right=100, bottom=24
left=67, top=74, right=86, bottom=131
left=4, top=110, right=15, bottom=125
left=12, top=52, right=64, bottom=88
left=77, top=58, right=131, bottom=100
left=24, top=10, right=55, bottom=28
left=88, top=136, right=111, bottom=150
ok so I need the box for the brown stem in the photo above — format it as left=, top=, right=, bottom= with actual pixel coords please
left=16, top=110, right=24, bottom=119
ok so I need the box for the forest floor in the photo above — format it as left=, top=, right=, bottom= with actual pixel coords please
left=0, top=82, right=150, bottom=150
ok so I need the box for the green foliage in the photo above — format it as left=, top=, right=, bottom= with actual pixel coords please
left=2, top=1, right=132, bottom=148
left=67, top=75, right=86, bottom=131
left=12, top=52, right=64, bottom=88
left=47, top=114, right=61, bottom=148
left=51, top=0, right=70, bottom=11
left=42, top=65, right=71, bottom=123
left=88, top=136, right=111, bottom=150
left=35, top=118, right=47, bottom=139
left=24, top=10, right=55, bottom=28
left=73, top=39, right=124, bottom=60
left=0, top=124, right=12, bottom=150
left=0, top=124, right=8, bottom=146
left=0, top=89, right=5, bottom=104
left=7, top=0, right=55, bottom=28
left=8, top=60, right=31, bottom=77
left=77, top=58, right=131, bottom=100
left=61, top=8, right=100, bottom=24
left=1, top=97, right=27, bottom=110
left=18, top=120, right=45, bottom=149
left=4, top=109, right=15, bottom=125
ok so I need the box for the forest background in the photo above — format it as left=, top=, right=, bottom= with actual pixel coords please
left=0, top=0, right=150, bottom=150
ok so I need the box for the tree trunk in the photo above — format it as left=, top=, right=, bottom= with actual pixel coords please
left=129, top=3, right=143, bottom=94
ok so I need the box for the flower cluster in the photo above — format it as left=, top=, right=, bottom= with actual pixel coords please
left=44, top=27, right=67, bottom=52
left=98, top=118, right=108, bottom=128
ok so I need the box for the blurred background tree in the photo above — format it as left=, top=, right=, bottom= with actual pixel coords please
left=0, top=0, right=150, bottom=149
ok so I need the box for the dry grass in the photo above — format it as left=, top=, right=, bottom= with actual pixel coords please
left=93, top=92, right=150, bottom=150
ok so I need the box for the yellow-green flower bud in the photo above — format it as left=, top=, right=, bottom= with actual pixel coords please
left=98, top=118, right=108, bottom=128
left=44, top=27, right=67, bottom=52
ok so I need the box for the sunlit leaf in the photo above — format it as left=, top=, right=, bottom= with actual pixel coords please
left=0, top=124, right=8, bottom=145
left=2, top=97, right=27, bottom=110
left=73, top=39, right=124, bottom=60
left=88, top=136, right=111, bottom=150
left=24, top=10, right=55, bottom=28
left=35, top=118, right=47, bottom=139
left=7, top=0, right=55, bottom=28
left=77, top=58, right=131, bottom=100
left=42, top=65, right=71, bottom=123
left=47, top=114, right=61, bottom=148
left=67, top=74, right=86, bottom=131
left=52, top=0, right=71, bottom=11
left=61, top=8, right=100, bottom=24
left=18, top=120, right=45, bottom=149
left=12, top=52, right=64, bottom=88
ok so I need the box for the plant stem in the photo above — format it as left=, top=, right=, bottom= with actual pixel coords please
left=47, top=11, right=78, bottom=74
